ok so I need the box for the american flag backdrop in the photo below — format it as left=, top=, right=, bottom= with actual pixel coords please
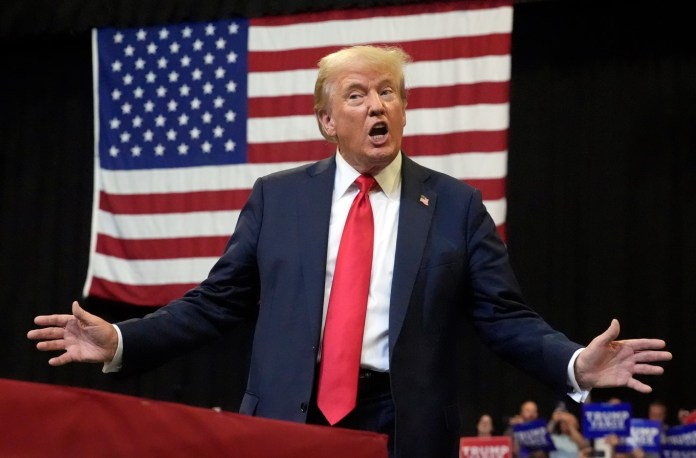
left=85, top=0, right=513, bottom=306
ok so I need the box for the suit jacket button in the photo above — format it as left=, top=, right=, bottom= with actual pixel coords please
left=300, top=402, right=308, bottom=413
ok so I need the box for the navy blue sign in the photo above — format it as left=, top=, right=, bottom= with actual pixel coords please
left=662, top=423, right=696, bottom=458
left=614, top=419, right=662, bottom=454
left=513, top=419, right=555, bottom=454
left=582, top=402, right=632, bottom=439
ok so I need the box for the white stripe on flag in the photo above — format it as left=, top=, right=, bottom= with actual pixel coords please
left=247, top=105, right=508, bottom=144
left=97, top=210, right=241, bottom=240
left=99, top=161, right=311, bottom=194
left=99, top=152, right=506, bottom=195
left=413, top=152, right=507, bottom=179
left=93, top=253, right=219, bottom=285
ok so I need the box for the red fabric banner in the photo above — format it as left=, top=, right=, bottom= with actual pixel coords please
left=0, top=378, right=387, bottom=457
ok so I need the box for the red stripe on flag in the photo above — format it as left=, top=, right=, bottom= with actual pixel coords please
left=400, top=34, right=511, bottom=62
left=97, top=234, right=229, bottom=259
left=89, top=277, right=198, bottom=307
left=496, top=222, right=506, bottom=241
left=408, top=83, right=510, bottom=109
left=247, top=140, right=334, bottom=163
left=248, top=94, right=314, bottom=118
left=99, top=189, right=251, bottom=214
left=248, top=131, right=507, bottom=163
left=463, top=178, right=506, bottom=201
left=247, top=82, right=509, bottom=118
left=403, top=130, right=509, bottom=156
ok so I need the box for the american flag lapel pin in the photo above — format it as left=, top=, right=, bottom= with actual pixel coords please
left=419, top=194, right=429, bottom=206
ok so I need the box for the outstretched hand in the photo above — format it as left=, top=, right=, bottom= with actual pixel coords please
left=574, top=319, right=672, bottom=393
left=27, top=301, right=118, bottom=366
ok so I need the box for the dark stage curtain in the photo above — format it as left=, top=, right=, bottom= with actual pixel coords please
left=1, top=0, right=694, bottom=435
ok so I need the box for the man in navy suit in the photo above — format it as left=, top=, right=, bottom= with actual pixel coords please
left=29, top=45, right=671, bottom=458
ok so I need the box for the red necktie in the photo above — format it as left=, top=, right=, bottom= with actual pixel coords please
left=317, top=174, right=376, bottom=425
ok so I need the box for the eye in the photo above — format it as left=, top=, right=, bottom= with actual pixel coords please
left=380, top=88, right=395, bottom=99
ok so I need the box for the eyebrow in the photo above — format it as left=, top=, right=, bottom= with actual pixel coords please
left=342, top=77, right=397, bottom=94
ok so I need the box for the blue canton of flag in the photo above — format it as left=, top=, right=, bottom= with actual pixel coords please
left=96, top=20, right=249, bottom=170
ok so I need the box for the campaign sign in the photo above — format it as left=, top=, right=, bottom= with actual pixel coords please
left=513, top=419, right=555, bottom=453
left=614, top=419, right=662, bottom=454
left=460, top=436, right=513, bottom=458
left=582, top=402, right=632, bottom=439
left=662, top=423, right=696, bottom=458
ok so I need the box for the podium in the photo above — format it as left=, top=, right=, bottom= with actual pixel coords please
left=0, top=378, right=387, bottom=457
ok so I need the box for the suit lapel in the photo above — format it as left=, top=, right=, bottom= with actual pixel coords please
left=297, top=156, right=336, bottom=343
left=389, top=155, right=436, bottom=356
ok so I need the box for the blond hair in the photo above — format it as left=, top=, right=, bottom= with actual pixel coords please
left=313, top=45, right=411, bottom=142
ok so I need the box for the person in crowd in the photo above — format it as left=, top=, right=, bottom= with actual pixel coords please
left=547, top=408, right=591, bottom=458
left=27, top=44, right=672, bottom=458
left=506, top=400, right=541, bottom=458
left=508, top=400, right=540, bottom=429
left=647, top=400, right=668, bottom=426
left=631, top=400, right=670, bottom=458
left=477, top=414, right=495, bottom=437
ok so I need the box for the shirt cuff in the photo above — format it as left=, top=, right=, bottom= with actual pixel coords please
left=102, top=324, right=124, bottom=373
left=567, top=347, right=591, bottom=402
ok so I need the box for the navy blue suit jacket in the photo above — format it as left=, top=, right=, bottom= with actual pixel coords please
left=119, top=153, right=582, bottom=458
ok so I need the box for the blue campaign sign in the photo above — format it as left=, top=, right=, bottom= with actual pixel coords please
left=614, top=418, right=662, bottom=454
left=581, top=402, right=632, bottom=439
left=662, top=423, right=696, bottom=458
left=513, top=419, right=556, bottom=453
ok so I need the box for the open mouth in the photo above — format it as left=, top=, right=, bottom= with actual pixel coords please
left=369, top=122, right=389, bottom=143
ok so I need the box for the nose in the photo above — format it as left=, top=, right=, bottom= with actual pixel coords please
left=367, top=90, right=385, bottom=116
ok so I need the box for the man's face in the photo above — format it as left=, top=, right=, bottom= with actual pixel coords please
left=318, top=62, right=406, bottom=175
left=521, top=402, right=538, bottom=421
left=649, top=404, right=666, bottom=422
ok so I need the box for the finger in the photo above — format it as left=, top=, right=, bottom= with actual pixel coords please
left=48, top=353, right=74, bottom=367
left=36, top=340, right=66, bottom=352
left=621, top=338, right=667, bottom=351
left=27, top=327, right=65, bottom=340
left=33, top=314, right=74, bottom=327
left=632, top=364, right=665, bottom=376
left=626, top=377, right=653, bottom=394
left=634, top=350, right=672, bottom=363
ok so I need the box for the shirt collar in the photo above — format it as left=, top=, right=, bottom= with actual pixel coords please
left=334, top=150, right=402, bottom=200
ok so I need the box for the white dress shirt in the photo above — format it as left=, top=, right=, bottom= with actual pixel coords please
left=319, top=150, right=402, bottom=372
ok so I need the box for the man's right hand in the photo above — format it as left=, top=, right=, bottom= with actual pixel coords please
left=27, top=301, right=118, bottom=366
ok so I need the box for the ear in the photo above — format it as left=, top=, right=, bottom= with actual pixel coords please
left=317, top=110, right=336, bottom=137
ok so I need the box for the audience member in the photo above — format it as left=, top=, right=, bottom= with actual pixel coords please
left=506, top=400, right=541, bottom=458
left=508, top=400, right=540, bottom=429
left=548, top=408, right=591, bottom=458
left=477, top=414, right=495, bottom=437
left=647, top=400, right=667, bottom=425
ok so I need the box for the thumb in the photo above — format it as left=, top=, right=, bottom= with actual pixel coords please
left=71, top=300, right=93, bottom=323
left=593, top=319, right=620, bottom=346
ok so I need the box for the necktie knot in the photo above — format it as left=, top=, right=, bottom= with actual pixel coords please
left=355, top=175, right=376, bottom=194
